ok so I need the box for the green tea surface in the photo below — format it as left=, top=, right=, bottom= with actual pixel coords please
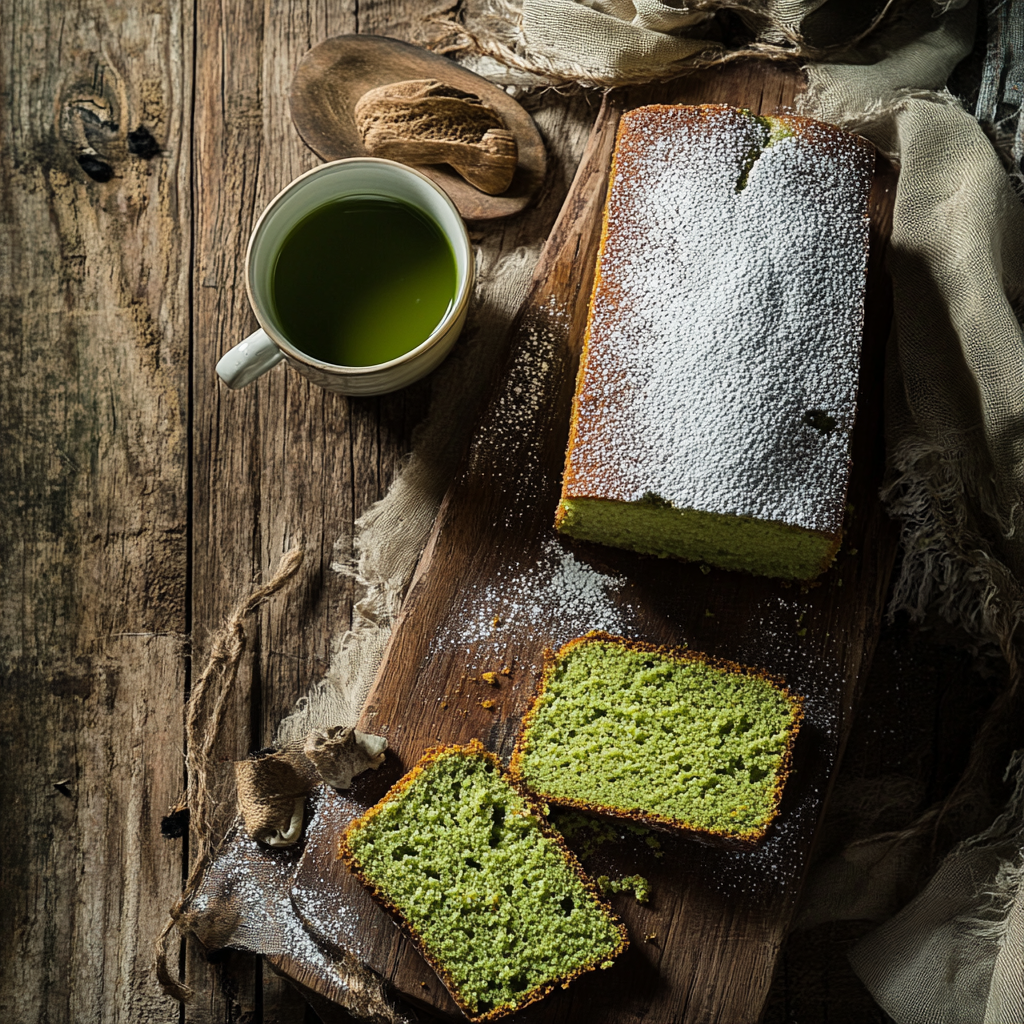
left=271, top=195, right=455, bottom=366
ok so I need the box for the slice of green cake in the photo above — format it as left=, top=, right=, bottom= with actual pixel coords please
left=511, top=633, right=803, bottom=846
left=339, top=740, right=628, bottom=1022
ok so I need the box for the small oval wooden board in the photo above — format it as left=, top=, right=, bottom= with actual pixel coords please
left=289, top=35, right=547, bottom=221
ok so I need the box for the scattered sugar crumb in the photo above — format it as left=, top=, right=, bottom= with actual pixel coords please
left=466, top=299, right=571, bottom=527
left=433, top=535, right=636, bottom=664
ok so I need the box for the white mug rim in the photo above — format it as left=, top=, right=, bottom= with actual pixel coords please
left=243, top=158, right=473, bottom=377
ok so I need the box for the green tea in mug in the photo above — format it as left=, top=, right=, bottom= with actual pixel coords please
left=270, top=195, right=457, bottom=367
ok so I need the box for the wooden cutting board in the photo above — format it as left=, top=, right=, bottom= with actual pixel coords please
left=283, top=61, right=899, bottom=1023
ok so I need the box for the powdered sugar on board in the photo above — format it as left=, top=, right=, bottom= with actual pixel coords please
left=566, top=105, right=872, bottom=536
left=187, top=790, right=363, bottom=963
left=712, top=591, right=843, bottom=895
left=433, top=534, right=639, bottom=663
left=290, top=788, right=366, bottom=956
left=465, top=300, right=570, bottom=528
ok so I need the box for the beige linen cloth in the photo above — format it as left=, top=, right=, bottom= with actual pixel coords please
left=798, top=6, right=1024, bottom=1022
left=262, top=1, right=1024, bottom=1021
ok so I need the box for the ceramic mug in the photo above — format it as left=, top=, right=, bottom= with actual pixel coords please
left=215, top=158, right=474, bottom=396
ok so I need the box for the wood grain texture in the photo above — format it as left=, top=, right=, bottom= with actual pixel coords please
left=289, top=35, right=547, bottom=220
left=282, top=61, right=901, bottom=1024
left=0, top=0, right=191, bottom=1021
left=189, top=0, right=364, bottom=1015
left=187, top=2, right=596, bottom=1018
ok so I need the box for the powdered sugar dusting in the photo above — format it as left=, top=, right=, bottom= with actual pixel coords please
left=734, top=591, right=841, bottom=740
left=705, top=589, right=844, bottom=896
left=188, top=797, right=347, bottom=963
left=290, top=789, right=364, bottom=956
left=567, top=105, right=871, bottom=535
left=183, top=789, right=371, bottom=981
left=466, top=300, right=569, bottom=527
left=434, top=535, right=637, bottom=661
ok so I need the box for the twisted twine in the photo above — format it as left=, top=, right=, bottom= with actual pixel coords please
left=155, top=548, right=305, bottom=1002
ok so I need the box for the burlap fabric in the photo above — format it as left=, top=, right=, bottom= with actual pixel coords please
left=799, top=5, right=1024, bottom=1019
left=234, top=748, right=319, bottom=847
left=848, top=753, right=1024, bottom=1023
left=520, top=0, right=719, bottom=81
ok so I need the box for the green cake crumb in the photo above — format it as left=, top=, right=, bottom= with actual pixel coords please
left=762, top=114, right=797, bottom=146
left=550, top=809, right=664, bottom=860
left=549, top=809, right=621, bottom=858
left=556, top=495, right=836, bottom=581
left=341, top=741, right=627, bottom=1022
left=512, top=633, right=803, bottom=844
left=735, top=112, right=797, bottom=191
left=596, top=874, right=651, bottom=903
left=643, top=831, right=664, bottom=857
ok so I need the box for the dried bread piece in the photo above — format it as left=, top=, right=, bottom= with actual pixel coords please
left=556, top=104, right=874, bottom=580
left=340, top=740, right=627, bottom=1022
left=355, top=79, right=518, bottom=195
left=511, top=633, right=803, bottom=847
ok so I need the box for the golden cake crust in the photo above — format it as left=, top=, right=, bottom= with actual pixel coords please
left=557, top=104, right=875, bottom=579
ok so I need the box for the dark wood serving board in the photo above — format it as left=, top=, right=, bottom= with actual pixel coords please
left=282, top=62, right=900, bottom=1023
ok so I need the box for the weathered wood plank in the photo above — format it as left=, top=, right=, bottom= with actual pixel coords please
left=188, top=0, right=471, bottom=1016
left=187, top=0, right=368, bottom=1013
left=186, top=0, right=602, bottom=1013
left=0, top=0, right=192, bottom=1020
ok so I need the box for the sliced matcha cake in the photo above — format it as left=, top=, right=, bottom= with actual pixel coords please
left=511, top=633, right=803, bottom=846
left=340, top=740, right=628, bottom=1022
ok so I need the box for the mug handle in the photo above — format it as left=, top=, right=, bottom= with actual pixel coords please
left=216, top=328, right=284, bottom=389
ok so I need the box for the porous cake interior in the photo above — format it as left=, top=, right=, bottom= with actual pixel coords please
left=344, top=746, right=624, bottom=1019
left=513, top=637, right=801, bottom=840
left=556, top=495, right=837, bottom=580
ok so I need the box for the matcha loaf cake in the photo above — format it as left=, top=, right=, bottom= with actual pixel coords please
left=340, top=740, right=628, bottom=1022
left=511, top=633, right=803, bottom=846
left=556, top=104, right=874, bottom=580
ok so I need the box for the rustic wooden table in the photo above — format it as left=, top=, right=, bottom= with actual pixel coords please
left=2, top=3, right=988, bottom=1022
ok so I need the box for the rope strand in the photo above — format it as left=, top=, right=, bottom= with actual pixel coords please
left=155, top=547, right=305, bottom=1002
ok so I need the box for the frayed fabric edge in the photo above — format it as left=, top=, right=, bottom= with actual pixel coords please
left=427, top=0, right=926, bottom=92
left=798, top=82, right=963, bottom=160
left=882, top=437, right=1024, bottom=676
